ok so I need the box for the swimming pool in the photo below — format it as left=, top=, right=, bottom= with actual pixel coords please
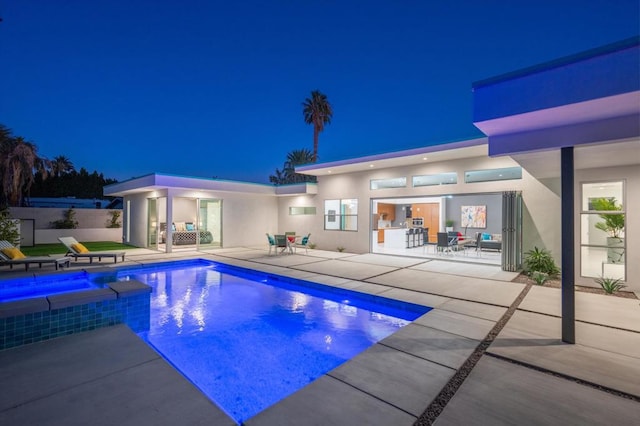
left=0, top=259, right=431, bottom=423
left=0, top=271, right=99, bottom=303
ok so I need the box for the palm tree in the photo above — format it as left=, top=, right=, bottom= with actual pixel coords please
left=0, top=129, right=49, bottom=207
left=51, top=155, right=75, bottom=177
left=302, top=90, right=333, bottom=162
left=283, top=148, right=315, bottom=183
left=269, top=148, right=317, bottom=185
left=269, top=168, right=285, bottom=185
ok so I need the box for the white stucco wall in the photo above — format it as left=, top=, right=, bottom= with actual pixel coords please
left=123, top=189, right=279, bottom=249
left=10, top=207, right=121, bottom=230
left=9, top=207, right=124, bottom=244
left=278, top=155, right=562, bottom=258
left=36, top=228, right=123, bottom=244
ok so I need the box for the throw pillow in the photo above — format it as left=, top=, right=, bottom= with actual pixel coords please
left=186, top=223, right=195, bottom=231
left=71, top=243, right=89, bottom=253
left=482, top=233, right=491, bottom=240
left=1, top=247, right=26, bottom=259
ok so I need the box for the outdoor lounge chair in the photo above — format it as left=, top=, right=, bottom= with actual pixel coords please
left=0, top=240, right=70, bottom=271
left=58, top=237, right=125, bottom=264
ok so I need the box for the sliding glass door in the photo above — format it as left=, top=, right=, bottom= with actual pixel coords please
left=198, top=199, right=222, bottom=249
left=501, top=191, right=523, bottom=272
left=147, top=198, right=159, bottom=250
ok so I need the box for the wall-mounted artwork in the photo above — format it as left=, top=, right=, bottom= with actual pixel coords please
left=461, top=205, right=486, bottom=228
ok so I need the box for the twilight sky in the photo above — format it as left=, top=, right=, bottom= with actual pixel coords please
left=1, top=1, right=638, bottom=184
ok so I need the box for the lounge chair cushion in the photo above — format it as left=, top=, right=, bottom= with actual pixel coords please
left=1, top=247, right=26, bottom=259
left=71, top=243, right=90, bottom=253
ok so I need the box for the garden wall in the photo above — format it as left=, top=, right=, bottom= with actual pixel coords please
left=9, top=207, right=123, bottom=245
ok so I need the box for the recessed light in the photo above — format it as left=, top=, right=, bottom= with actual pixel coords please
left=422, top=157, right=428, bottom=161
left=327, top=170, right=332, bottom=173
left=369, top=164, right=374, bottom=168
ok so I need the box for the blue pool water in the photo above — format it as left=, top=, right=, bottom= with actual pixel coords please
left=0, top=272, right=100, bottom=302
left=0, top=260, right=430, bottom=423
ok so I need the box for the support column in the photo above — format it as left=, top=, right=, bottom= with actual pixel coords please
left=561, top=147, right=575, bottom=344
left=166, top=191, right=174, bottom=254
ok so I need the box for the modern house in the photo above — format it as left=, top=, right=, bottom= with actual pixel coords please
left=105, top=37, right=639, bottom=293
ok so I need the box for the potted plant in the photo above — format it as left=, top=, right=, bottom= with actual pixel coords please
left=591, top=197, right=625, bottom=263
left=445, top=219, right=454, bottom=232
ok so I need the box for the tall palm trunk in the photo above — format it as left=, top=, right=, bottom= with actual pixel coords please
left=313, top=126, right=319, bottom=162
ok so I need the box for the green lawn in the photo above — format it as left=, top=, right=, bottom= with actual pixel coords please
left=21, top=242, right=137, bottom=256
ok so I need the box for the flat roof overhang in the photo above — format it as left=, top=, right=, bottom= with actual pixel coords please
left=104, top=173, right=316, bottom=197
left=473, top=37, right=640, bottom=158
left=296, top=138, right=488, bottom=176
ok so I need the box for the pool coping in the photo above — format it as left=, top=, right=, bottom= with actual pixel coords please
left=0, top=280, right=151, bottom=318
left=1, top=249, right=638, bottom=425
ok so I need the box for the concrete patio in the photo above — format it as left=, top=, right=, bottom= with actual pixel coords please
left=1, top=246, right=639, bottom=425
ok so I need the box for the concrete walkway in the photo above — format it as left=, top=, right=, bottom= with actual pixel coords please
left=1, top=247, right=639, bottom=425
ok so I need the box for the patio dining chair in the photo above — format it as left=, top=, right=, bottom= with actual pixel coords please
left=285, top=231, right=296, bottom=244
left=266, top=233, right=277, bottom=255
left=436, top=232, right=453, bottom=255
left=293, top=233, right=311, bottom=254
left=274, top=234, right=291, bottom=255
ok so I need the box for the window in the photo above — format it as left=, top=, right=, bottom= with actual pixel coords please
left=464, top=167, right=522, bottom=183
left=324, top=199, right=358, bottom=231
left=370, top=177, right=406, bottom=190
left=289, top=206, right=316, bottom=215
left=580, top=181, right=625, bottom=280
left=412, top=172, right=457, bottom=187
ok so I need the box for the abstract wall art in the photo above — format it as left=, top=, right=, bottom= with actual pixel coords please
left=461, top=205, right=486, bottom=228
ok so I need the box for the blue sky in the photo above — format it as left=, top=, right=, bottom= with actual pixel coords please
left=1, top=1, right=638, bottom=184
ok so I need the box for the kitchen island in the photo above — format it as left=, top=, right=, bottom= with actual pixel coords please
left=383, top=228, right=408, bottom=249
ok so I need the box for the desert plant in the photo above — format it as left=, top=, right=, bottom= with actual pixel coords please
left=595, top=276, right=626, bottom=294
left=106, top=210, right=121, bottom=228
left=531, top=271, right=549, bottom=285
left=50, top=208, right=79, bottom=229
left=0, top=207, right=20, bottom=246
left=337, top=246, right=345, bottom=252
left=524, top=247, right=559, bottom=277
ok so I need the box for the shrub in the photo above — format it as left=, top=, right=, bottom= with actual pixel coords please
left=524, top=247, right=559, bottom=277
left=595, top=276, right=626, bottom=294
left=50, top=208, right=79, bottom=229
left=337, top=246, right=345, bottom=252
left=531, top=271, right=548, bottom=285
left=308, top=243, right=316, bottom=249
left=106, top=210, right=122, bottom=228
left=0, top=207, right=20, bottom=246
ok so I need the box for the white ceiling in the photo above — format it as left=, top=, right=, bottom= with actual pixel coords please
left=511, top=137, right=640, bottom=179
